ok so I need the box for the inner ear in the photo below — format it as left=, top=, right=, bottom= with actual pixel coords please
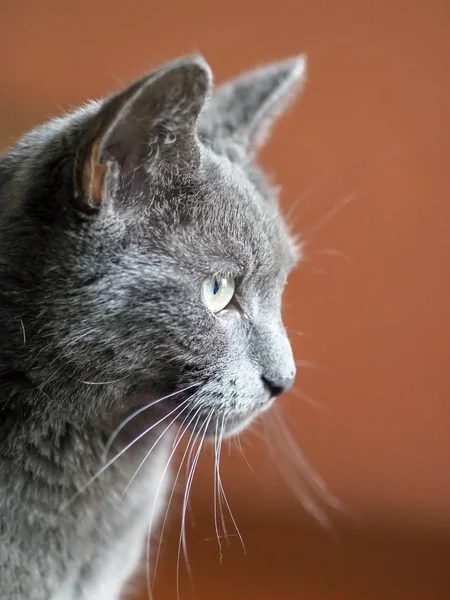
left=79, top=137, right=107, bottom=210
left=73, top=55, right=212, bottom=213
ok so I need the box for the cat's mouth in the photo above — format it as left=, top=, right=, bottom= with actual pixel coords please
left=174, top=394, right=276, bottom=439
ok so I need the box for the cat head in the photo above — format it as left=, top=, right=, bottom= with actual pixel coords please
left=0, top=54, right=306, bottom=436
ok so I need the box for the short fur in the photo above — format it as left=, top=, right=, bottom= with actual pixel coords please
left=0, top=54, right=305, bottom=599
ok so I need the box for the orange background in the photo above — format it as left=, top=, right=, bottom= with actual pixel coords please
left=1, top=1, right=449, bottom=598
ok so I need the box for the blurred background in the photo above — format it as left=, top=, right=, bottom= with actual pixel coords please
left=1, top=1, right=449, bottom=598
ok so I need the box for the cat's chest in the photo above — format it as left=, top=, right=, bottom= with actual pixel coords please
left=53, top=434, right=173, bottom=600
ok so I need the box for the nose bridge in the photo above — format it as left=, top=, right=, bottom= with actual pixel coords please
left=255, top=317, right=296, bottom=385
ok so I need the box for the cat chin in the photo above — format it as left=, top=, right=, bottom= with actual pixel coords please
left=203, top=396, right=276, bottom=439
left=219, top=415, right=256, bottom=438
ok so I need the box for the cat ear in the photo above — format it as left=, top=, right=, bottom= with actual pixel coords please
left=199, top=56, right=306, bottom=157
left=74, top=55, right=212, bottom=212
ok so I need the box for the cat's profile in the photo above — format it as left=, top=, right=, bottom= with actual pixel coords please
left=0, top=54, right=305, bottom=599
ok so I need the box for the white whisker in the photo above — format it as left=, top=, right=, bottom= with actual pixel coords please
left=198, top=534, right=241, bottom=544
left=271, top=409, right=343, bottom=508
left=235, top=435, right=261, bottom=482
left=184, top=428, right=200, bottom=528
left=303, top=193, right=357, bottom=241
left=284, top=186, right=317, bottom=223
left=295, top=360, right=319, bottom=370
left=264, top=407, right=349, bottom=538
left=216, top=415, right=229, bottom=550
left=181, top=413, right=210, bottom=571
left=152, top=408, right=203, bottom=588
left=176, top=411, right=213, bottom=600
left=314, top=248, right=350, bottom=261
left=61, top=398, right=190, bottom=510
left=102, top=382, right=200, bottom=461
left=78, top=374, right=129, bottom=386
left=289, top=386, right=329, bottom=414
left=262, top=187, right=316, bottom=238
left=120, top=403, right=192, bottom=499
left=213, top=418, right=224, bottom=561
left=146, top=407, right=202, bottom=597
left=20, top=319, right=26, bottom=345
left=216, top=415, right=246, bottom=554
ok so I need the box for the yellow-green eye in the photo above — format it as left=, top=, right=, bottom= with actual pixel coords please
left=202, top=277, right=235, bottom=313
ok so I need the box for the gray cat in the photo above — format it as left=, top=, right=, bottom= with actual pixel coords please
left=0, top=54, right=305, bottom=599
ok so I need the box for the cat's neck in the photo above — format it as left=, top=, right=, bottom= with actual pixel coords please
left=0, top=370, right=172, bottom=511
left=0, top=369, right=159, bottom=462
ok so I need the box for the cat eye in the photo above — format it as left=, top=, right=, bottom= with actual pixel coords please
left=202, top=277, right=235, bottom=314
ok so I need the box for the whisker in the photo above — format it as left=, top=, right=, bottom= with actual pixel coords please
left=213, top=418, right=224, bottom=561
left=181, top=412, right=211, bottom=572
left=290, top=329, right=307, bottom=338
left=198, top=534, right=241, bottom=545
left=19, top=319, right=26, bottom=345
left=216, top=415, right=229, bottom=550
left=264, top=407, right=350, bottom=538
left=176, top=411, right=213, bottom=600
left=261, top=186, right=316, bottom=238
left=152, top=408, right=203, bottom=588
left=146, top=407, right=203, bottom=597
left=179, top=413, right=209, bottom=583
left=271, top=409, right=343, bottom=508
left=145, top=509, right=153, bottom=600
left=295, top=360, right=319, bottom=370
left=102, top=382, right=200, bottom=461
left=303, top=193, right=357, bottom=242
left=289, top=386, right=329, bottom=414
left=216, top=414, right=246, bottom=555
left=235, top=435, right=261, bottom=483
left=61, top=398, right=190, bottom=510
left=284, top=186, right=317, bottom=223
left=38, top=367, right=63, bottom=390
left=183, top=428, right=201, bottom=530
left=120, top=403, right=193, bottom=499
left=78, top=374, right=130, bottom=386
left=313, top=248, right=350, bottom=261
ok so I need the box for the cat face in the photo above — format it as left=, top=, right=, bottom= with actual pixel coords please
left=0, top=55, right=306, bottom=436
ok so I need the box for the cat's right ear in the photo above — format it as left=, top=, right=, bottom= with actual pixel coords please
left=73, top=55, right=212, bottom=213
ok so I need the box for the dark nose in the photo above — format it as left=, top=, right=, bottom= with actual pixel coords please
left=262, top=373, right=295, bottom=397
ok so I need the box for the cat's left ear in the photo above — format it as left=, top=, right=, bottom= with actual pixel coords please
left=199, top=56, right=306, bottom=157
left=74, top=55, right=212, bottom=212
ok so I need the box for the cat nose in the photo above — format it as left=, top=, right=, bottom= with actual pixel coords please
left=261, top=372, right=295, bottom=397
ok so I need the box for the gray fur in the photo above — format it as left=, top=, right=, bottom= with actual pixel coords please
left=0, top=54, right=305, bottom=599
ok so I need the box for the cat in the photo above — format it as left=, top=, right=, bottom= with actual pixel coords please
left=0, top=53, right=305, bottom=599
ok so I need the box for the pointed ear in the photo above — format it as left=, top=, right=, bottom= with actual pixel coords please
left=199, top=56, right=306, bottom=157
left=74, top=55, right=212, bottom=212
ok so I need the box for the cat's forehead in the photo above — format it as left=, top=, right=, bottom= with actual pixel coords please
left=147, top=147, right=296, bottom=280
left=200, top=149, right=277, bottom=231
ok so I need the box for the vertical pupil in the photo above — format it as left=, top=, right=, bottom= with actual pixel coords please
left=212, top=279, right=220, bottom=295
